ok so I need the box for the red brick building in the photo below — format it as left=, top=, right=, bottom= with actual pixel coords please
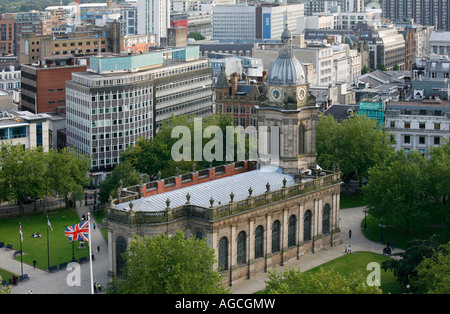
left=21, top=60, right=86, bottom=114
left=215, top=70, right=266, bottom=128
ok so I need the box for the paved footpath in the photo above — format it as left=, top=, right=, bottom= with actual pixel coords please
left=231, top=206, right=402, bottom=294
left=1, top=200, right=109, bottom=294
left=1, top=206, right=400, bottom=294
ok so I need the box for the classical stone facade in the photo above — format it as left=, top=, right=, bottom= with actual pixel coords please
left=104, top=164, right=341, bottom=285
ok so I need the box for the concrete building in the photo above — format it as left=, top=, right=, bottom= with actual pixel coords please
left=382, top=0, right=450, bottom=32
left=429, top=31, right=450, bottom=55
left=212, top=3, right=305, bottom=41
left=385, top=99, right=450, bottom=154
left=65, top=46, right=213, bottom=179
left=304, top=23, right=406, bottom=71
left=0, top=110, right=51, bottom=151
left=253, top=41, right=360, bottom=86
left=137, top=0, right=171, bottom=46
left=19, top=32, right=108, bottom=65
left=0, top=64, right=21, bottom=92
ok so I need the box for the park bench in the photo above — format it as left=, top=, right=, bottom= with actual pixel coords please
left=19, top=274, right=29, bottom=281
left=1, top=280, right=8, bottom=286
left=48, top=265, right=58, bottom=273
left=6, top=244, right=12, bottom=250
left=59, top=262, right=67, bottom=270
left=0, top=241, right=4, bottom=248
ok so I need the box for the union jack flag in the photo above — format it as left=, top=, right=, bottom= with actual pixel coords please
left=65, top=221, right=89, bottom=242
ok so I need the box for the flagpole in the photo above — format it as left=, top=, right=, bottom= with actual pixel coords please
left=47, top=216, right=50, bottom=270
left=88, top=212, right=94, bottom=294
left=19, top=222, right=23, bottom=278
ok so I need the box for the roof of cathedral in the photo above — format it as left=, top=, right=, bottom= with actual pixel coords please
left=115, top=166, right=295, bottom=212
left=267, top=24, right=306, bottom=86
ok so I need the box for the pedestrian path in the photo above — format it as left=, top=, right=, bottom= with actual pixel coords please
left=231, top=206, right=401, bottom=294
left=0, top=200, right=109, bottom=294
left=1, top=205, right=399, bottom=294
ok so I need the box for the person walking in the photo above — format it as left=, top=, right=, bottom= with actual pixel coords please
left=33, top=260, right=37, bottom=269
left=349, top=229, right=352, bottom=238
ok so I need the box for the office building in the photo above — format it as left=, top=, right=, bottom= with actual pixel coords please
left=137, top=0, right=171, bottom=46
left=65, top=46, right=213, bottom=179
left=382, top=0, right=450, bottom=31
left=212, top=3, right=305, bottom=41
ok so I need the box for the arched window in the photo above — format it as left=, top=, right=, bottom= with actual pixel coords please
left=237, top=231, right=247, bottom=264
left=255, top=225, right=264, bottom=259
left=115, top=236, right=127, bottom=276
left=272, top=220, right=281, bottom=253
left=218, top=237, right=228, bottom=271
left=288, top=215, right=297, bottom=247
left=323, top=204, right=331, bottom=235
left=304, top=210, right=312, bottom=242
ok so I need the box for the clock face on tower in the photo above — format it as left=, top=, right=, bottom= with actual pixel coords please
left=297, top=87, right=306, bottom=100
left=271, top=88, right=281, bottom=101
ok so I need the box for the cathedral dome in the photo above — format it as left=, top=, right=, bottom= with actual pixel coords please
left=267, top=25, right=307, bottom=86
left=267, top=52, right=306, bottom=86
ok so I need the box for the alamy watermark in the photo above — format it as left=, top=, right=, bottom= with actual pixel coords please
left=170, top=118, right=281, bottom=168
left=366, top=262, right=381, bottom=286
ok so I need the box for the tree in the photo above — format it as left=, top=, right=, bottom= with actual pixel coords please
left=265, top=267, right=382, bottom=294
left=108, top=230, right=229, bottom=294
left=415, top=243, right=450, bottom=294
left=47, top=148, right=91, bottom=208
left=122, top=113, right=239, bottom=179
left=361, top=65, right=369, bottom=75
left=363, top=142, right=450, bottom=233
left=362, top=150, right=431, bottom=232
left=425, top=140, right=450, bottom=206
left=99, top=162, right=142, bottom=204
left=0, top=144, right=49, bottom=216
left=381, top=235, right=441, bottom=291
left=188, top=32, right=205, bottom=41
left=316, top=114, right=394, bottom=186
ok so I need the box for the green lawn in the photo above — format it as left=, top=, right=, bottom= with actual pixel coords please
left=340, top=193, right=366, bottom=209
left=0, top=209, right=91, bottom=271
left=361, top=215, right=448, bottom=250
left=0, top=268, right=16, bottom=281
left=307, top=251, right=405, bottom=294
left=256, top=251, right=405, bottom=294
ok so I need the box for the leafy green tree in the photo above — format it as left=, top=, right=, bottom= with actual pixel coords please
left=122, top=113, right=239, bottom=179
left=99, top=162, right=142, bottom=204
left=362, top=150, right=431, bottom=232
left=316, top=114, right=394, bottom=186
left=0, top=284, right=11, bottom=294
left=415, top=243, right=450, bottom=294
left=188, top=32, right=205, bottom=41
left=381, top=235, right=441, bottom=291
left=47, top=148, right=90, bottom=208
left=265, top=267, right=382, bottom=294
left=425, top=140, right=450, bottom=206
left=0, top=144, right=49, bottom=216
left=108, top=230, right=229, bottom=294
left=361, top=65, right=369, bottom=75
